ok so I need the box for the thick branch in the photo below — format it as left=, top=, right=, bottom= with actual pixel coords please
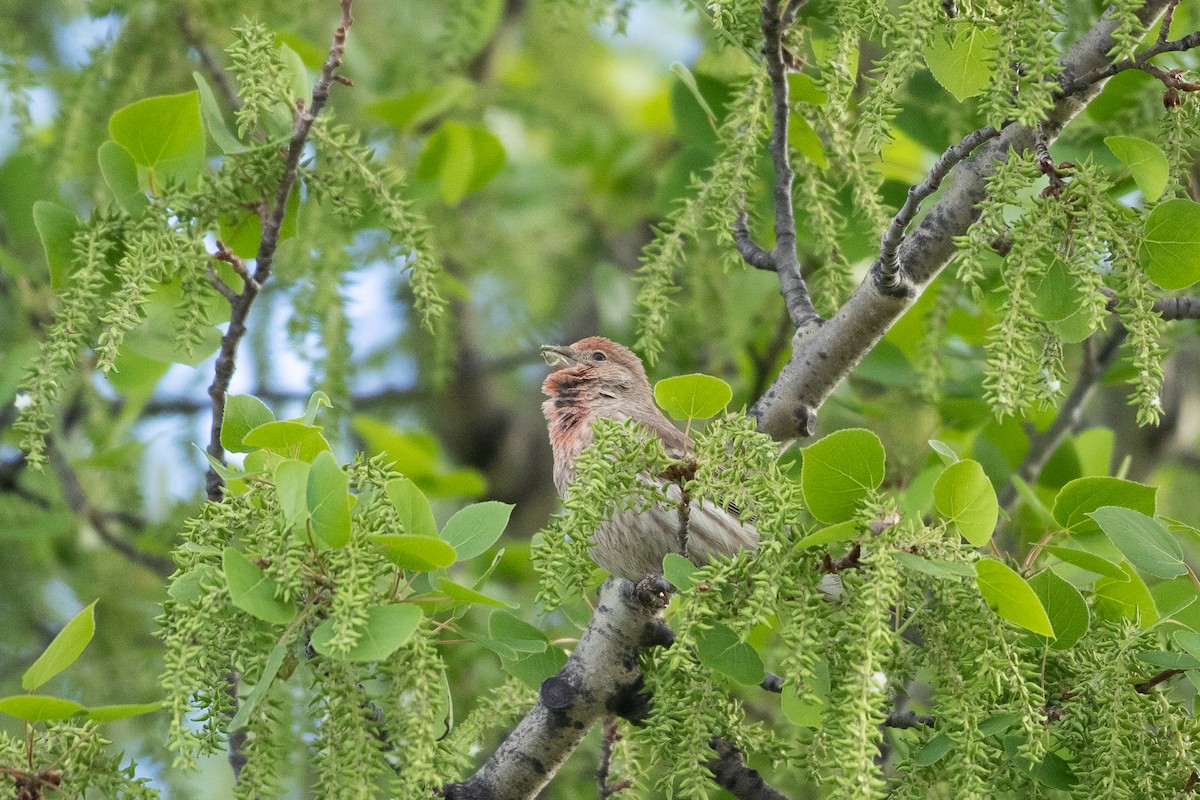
left=442, top=579, right=673, bottom=800
left=204, top=0, right=353, bottom=502
left=1134, top=668, right=1185, bottom=693
left=706, top=738, right=791, bottom=800
left=751, top=0, right=1181, bottom=440
left=997, top=326, right=1127, bottom=511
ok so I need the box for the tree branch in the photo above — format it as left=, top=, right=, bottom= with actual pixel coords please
left=1134, top=668, right=1185, bottom=693
left=177, top=12, right=241, bottom=112
left=751, top=0, right=1183, bottom=440
left=204, top=0, right=353, bottom=502
left=706, top=738, right=791, bottom=800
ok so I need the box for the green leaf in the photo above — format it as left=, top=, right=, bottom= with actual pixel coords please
left=86, top=702, right=162, bottom=723
left=221, top=395, right=276, bottom=454
left=310, top=604, right=423, bottom=662
left=307, top=451, right=351, bottom=549
left=975, top=559, right=1055, bottom=636
left=1028, top=570, right=1089, bottom=649
left=1142, top=198, right=1200, bottom=290
left=928, top=439, right=960, bottom=465
left=223, top=547, right=296, bottom=625
left=274, top=459, right=311, bottom=530
left=365, top=80, right=474, bottom=130
left=242, top=420, right=332, bottom=461
left=794, top=520, right=860, bottom=550
left=229, top=643, right=287, bottom=730
left=303, top=391, right=332, bottom=425
left=416, top=122, right=506, bottom=204
left=914, top=732, right=954, bottom=767
left=1052, top=477, right=1156, bottom=535
left=386, top=478, right=438, bottom=538
left=1174, top=630, right=1200, bottom=661
left=788, top=113, right=828, bottom=168
left=923, top=27, right=998, bottom=101
left=97, top=141, right=148, bottom=215
left=663, top=552, right=697, bottom=591
left=694, top=623, right=765, bottom=686
left=1043, top=544, right=1126, bottom=579
left=1002, top=736, right=1077, bottom=789
left=441, top=501, right=514, bottom=561
left=1095, top=562, right=1158, bottom=627
left=192, top=71, right=249, bottom=154
left=780, top=661, right=830, bottom=728
left=787, top=73, right=828, bottom=105
left=436, top=577, right=513, bottom=609
left=1088, top=506, right=1187, bottom=579
left=32, top=201, right=80, bottom=290
left=108, top=90, right=206, bottom=187
left=168, top=566, right=217, bottom=603
left=801, top=428, right=886, bottom=523
left=0, top=695, right=86, bottom=721
left=979, top=712, right=1022, bottom=737
left=1139, top=649, right=1200, bottom=670
left=670, top=62, right=717, bottom=131
left=503, top=647, right=568, bottom=690
left=895, top=551, right=975, bottom=579
left=219, top=187, right=300, bottom=259
left=488, top=610, right=548, bottom=653
left=934, top=459, right=998, bottom=546
left=22, top=601, right=97, bottom=691
left=1105, top=135, right=1169, bottom=201
left=653, top=373, right=733, bottom=420
left=371, top=534, right=457, bottom=571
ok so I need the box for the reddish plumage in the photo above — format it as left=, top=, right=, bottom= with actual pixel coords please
left=541, top=337, right=758, bottom=581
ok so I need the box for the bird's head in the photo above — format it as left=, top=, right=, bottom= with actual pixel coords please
left=540, top=337, right=650, bottom=403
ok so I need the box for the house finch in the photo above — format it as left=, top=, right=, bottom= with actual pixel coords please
left=540, top=336, right=758, bottom=582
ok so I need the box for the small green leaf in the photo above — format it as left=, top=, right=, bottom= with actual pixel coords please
left=371, top=534, right=457, bottom=571
left=0, top=695, right=86, bottom=721
left=303, top=391, right=332, bottom=425
left=780, top=661, right=830, bottom=728
left=787, top=73, right=828, bottom=105
left=416, top=122, right=506, bottom=204
left=32, top=201, right=81, bottom=290
left=386, top=478, right=438, bottom=538
left=670, top=62, right=717, bottom=132
left=109, top=91, right=206, bottom=186
left=694, top=623, right=765, bottom=686
left=663, top=553, right=697, bottom=591
left=192, top=71, right=249, bottom=154
left=1105, top=135, right=1169, bottom=201
left=1138, top=650, right=1200, bottom=670
left=168, top=566, right=217, bottom=603
left=274, top=459, right=311, bottom=530
left=436, top=577, right=513, bottom=609
left=221, top=395, right=276, bottom=454
left=801, top=429, right=886, bottom=523
left=923, top=27, right=998, bottom=101
left=914, top=732, right=955, bottom=767
left=310, top=604, right=424, bottom=662
left=229, top=643, right=287, bottom=731
left=1088, top=506, right=1186, bottom=579
left=223, top=548, right=296, bottom=625
left=1174, top=630, right=1200, bottom=661
left=934, top=459, right=998, bottom=546
left=242, top=420, right=331, bottom=461
left=1028, top=570, right=1089, bottom=649
left=895, top=552, right=975, bottom=580
left=307, top=451, right=351, bottom=549
left=795, top=520, right=860, bottom=550
left=86, top=702, right=162, bottom=723
left=503, top=647, right=568, bottom=690
left=928, top=439, right=959, bottom=465
left=975, top=559, right=1055, bottom=636
left=22, top=601, right=97, bottom=691
left=365, top=80, right=474, bottom=130
left=441, top=501, right=514, bottom=561
left=1095, top=562, right=1158, bottom=627
left=97, top=141, right=148, bottom=215
left=653, top=373, right=733, bottom=420
left=489, top=610, right=548, bottom=653
left=788, top=113, right=828, bottom=168
left=979, top=712, right=1022, bottom=737
left=1052, top=477, right=1156, bottom=535
left=1142, top=198, right=1200, bottom=290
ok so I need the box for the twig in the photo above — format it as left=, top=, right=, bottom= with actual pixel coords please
left=883, top=710, right=935, bottom=729
left=733, top=213, right=774, bottom=271
left=821, top=544, right=863, bottom=573
left=1134, top=668, right=1184, bottom=693
left=597, top=716, right=631, bottom=798
left=706, top=738, right=792, bottom=800
left=205, top=261, right=238, bottom=303
left=46, top=440, right=173, bottom=575
left=177, top=12, right=241, bottom=112
left=1059, top=20, right=1200, bottom=96
left=204, top=0, right=354, bottom=503
left=877, top=125, right=1000, bottom=290
left=997, top=326, right=1126, bottom=512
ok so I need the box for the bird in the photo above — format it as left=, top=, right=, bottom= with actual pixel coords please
left=540, top=336, right=758, bottom=582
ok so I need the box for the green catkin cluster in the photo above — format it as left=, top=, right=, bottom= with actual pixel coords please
left=227, top=20, right=292, bottom=139
left=532, top=417, right=673, bottom=609
left=42, top=722, right=159, bottom=799
left=796, top=165, right=852, bottom=314
left=954, top=149, right=1041, bottom=296
left=983, top=0, right=1062, bottom=129
left=436, top=678, right=538, bottom=782
left=703, top=0, right=763, bottom=53
left=385, top=626, right=446, bottom=795
left=633, top=73, right=769, bottom=365
left=917, top=278, right=956, bottom=402
left=1110, top=213, right=1166, bottom=425
left=858, top=0, right=942, bottom=153
left=1105, top=0, right=1148, bottom=62
left=1160, top=99, right=1200, bottom=200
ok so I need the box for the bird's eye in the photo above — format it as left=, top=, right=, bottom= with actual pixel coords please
left=592, top=351, right=607, bottom=361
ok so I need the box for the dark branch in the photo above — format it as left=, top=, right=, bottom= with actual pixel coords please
left=1059, top=16, right=1200, bottom=96
left=1134, top=668, right=1185, bottom=693
left=734, top=213, right=775, bottom=271
left=998, top=326, right=1127, bottom=512
left=46, top=440, right=172, bottom=575
left=883, top=710, right=936, bottom=729
left=204, top=0, right=354, bottom=503
left=761, top=0, right=819, bottom=328
left=876, top=126, right=1000, bottom=289
left=706, top=738, right=792, bottom=800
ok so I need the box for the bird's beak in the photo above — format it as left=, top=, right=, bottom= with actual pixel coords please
left=540, top=344, right=577, bottom=369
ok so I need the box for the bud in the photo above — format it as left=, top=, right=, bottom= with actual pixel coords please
left=1165, top=88, right=1182, bottom=108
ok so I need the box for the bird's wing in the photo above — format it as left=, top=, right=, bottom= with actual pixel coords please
left=636, top=408, right=690, bottom=460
